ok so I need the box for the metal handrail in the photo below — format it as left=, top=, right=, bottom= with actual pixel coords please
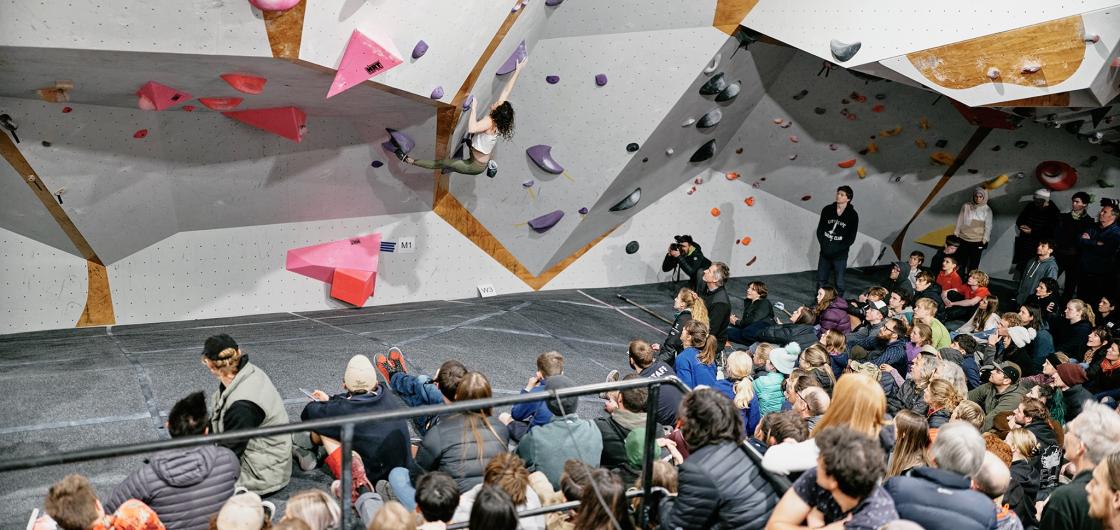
left=445, top=487, right=666, bottom=530
left=0, top=376, right=689, bottom=530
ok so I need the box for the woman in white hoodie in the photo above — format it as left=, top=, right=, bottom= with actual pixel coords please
left=954, top=187, right=993, bottom=273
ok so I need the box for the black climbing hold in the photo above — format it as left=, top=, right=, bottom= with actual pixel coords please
left=875, top=93, right=886, bottom=100
left=840, top=108, right=849, bottom=116
left=1014, top=140, right=1029, bottom=148
left=858, top=147, right=870, bottom=155
left=41, top=141, right=51, bottom=147
left=371, top=160, right=384, bottom=168
left=699, top=72, right=726, bottom=96
left=1081, top=156, right=1098, bottom=168
left=625, top=241, right=640, bottom=254
left=642, top=157, right=648, bottom=163
left=935, top=139, right=948, bottom=148
left=869, top=135, right=877, bottom=140
left=967, top=169, right=979, bottom=174
left=715, top=82, right=740, bottom=102
left=626, top=142, right=639, bottom=152
left=841, top=98, right=850, bottom=104
left=793, top=89, right=808, bottom=100
left=610, top=188, right=641, bottom=212
left=991, top=145, right=1001, bottom=151
left=697, top=108, right=722, bottom=128
left=689, top=139, right=717, bottom=162
left=814, top=107, right=827, bottom=115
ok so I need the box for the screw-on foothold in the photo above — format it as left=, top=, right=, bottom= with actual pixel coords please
left=986, top=67, right=1000, bottom=80
left=1084, top=33, right=1101, bottom=43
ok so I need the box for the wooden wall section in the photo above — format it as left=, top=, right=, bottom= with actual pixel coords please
left=713, top=0, right=759, bottom=35
left=907, top=16, right=1085, bottom=90
left=263, top=0, right=307, bottom=60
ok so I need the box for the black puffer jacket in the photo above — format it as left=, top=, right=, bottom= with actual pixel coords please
left=104, top=445, right=239, bottom=530
left=659, top=442, right=780, bottom=529
left=660, top=310, right=693, bottom=364
left=755, top=323, right=817, bottom=351
left=415, top=412, right=509, bottom=492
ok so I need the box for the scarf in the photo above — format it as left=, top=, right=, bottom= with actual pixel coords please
left=1102, top=358, right=1120, bottom=374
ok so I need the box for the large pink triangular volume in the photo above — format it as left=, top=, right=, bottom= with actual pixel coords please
left=222, top=106, right=307, bottom=142
left=136, top=81, right=193, bottom=111
left=286, top=233, right=381, bottom=284
left=327, top=29, right=403, bottom=98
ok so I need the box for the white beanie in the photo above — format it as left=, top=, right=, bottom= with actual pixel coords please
left=1007, top=326, right=1037, bottom=349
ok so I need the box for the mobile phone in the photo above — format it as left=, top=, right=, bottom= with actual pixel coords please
left=299, top=388, right=318, bottom=401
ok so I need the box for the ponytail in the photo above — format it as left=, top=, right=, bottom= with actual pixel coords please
left=699, top=335, right=719, bottom=365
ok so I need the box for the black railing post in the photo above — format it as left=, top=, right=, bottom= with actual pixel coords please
left=639, top=381, right=660, bottom=528
left=340, top=423, right=354, bottom=530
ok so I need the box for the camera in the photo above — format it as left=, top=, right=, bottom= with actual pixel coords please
left=668, top=235, right=691, bottom=253
left=668, top=243, right=680, bottom=252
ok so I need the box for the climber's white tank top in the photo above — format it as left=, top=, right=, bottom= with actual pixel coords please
left=473, top=130, right=498, bottom=155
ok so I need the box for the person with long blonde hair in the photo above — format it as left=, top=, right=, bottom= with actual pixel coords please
left=923, top=378, right=962, bottom=430
left=887, top=410, right=931, bottom=477
left=819, top=329, right=847, bottom=379
left=1056, top=298, right=1096, bottom=355
left=675, top=320, right=719, bottom=389
left=958, top=294, right=1001, bottom=335
left=715, top=350, right=761, bottom=436
left=659, top=288, right=708, bottom=364
left=281, top=489, right=341, bottom=530
left=799, top=344, right=837, bottom=395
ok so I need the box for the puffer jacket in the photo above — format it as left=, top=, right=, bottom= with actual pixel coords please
left=659, top=442, right=780, bottom=529
left=885, top=467, right=997, bottom=530
left=753, top=371, right=786, bottom=415
left=755, top=323, right=818, bottom=351
left=416, top=412, right=509, bottom=492
left=660, top=310, right=693, bottom=364
left=818, top=298, right=852, bottom=334
left=104, top=445, right=239, bottom=530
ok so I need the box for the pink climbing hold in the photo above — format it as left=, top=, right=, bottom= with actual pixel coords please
left=136, top=81, right=192, bottom=111
left=198, top=97, right=244, bottom=111
left=133, top=129, right=148, bottom=139
left=595, top=74, right=608, bottom=86
left=220, top=73, right=268, bottom=95
left=223, top=106, right=307, bottom=143
left=327, top=29, right=403, bottom=98
left=286, top=233, right=381, bottom=306
left=248, top=0, right=301, bottom=11
left=789, top=135, right=799, bottom=143
left=61, top=106, right=72, bottom=113
left=496, top=40, right=527, bottom=76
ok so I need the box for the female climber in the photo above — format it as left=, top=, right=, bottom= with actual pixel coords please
left=397, top=58, right=526, bottom=177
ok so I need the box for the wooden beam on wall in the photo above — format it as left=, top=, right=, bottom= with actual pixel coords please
left=263, top=0, right=307, bottom=60
left=713, top=0, right=760, bottom=36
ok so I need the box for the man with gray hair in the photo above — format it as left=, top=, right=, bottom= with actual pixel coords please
left=701, top=261, right=731, bottom=349
left=885, top=420, right=997, bottom=530
left=1039, top=401, right=1120, bottom=530
left=972, top=452, right=1025, bottom=530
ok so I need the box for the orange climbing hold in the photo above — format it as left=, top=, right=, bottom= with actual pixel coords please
left=915, top=138, right=927, bottom=149
left=740, top=236, right=752, bottom=246
left=837, top=159, right=857, bottom=168
left=919, top=117, right=930, bottom=130
left=710, top=207, right=721, bottom=217
left=725, top=172, right=740, bottom=181
left=199, top=97, right=244, bottom=111
left=866, top=142, right=878, bottom=154
left=880, top=126, right=902, bottom=137
left=744, top=196, right=755, bottom=207
left=857, top=167, right=867, bottom=178
left=930, top=151, right=955, bottom=166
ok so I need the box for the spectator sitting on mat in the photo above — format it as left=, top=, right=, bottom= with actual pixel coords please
left=517, top=375, right=603, bottom=489
left=968, top=361, right=1026, bottom=434
left=499, top=351, right=564, bottom=442
left=971, top=452, right=1026, bottom=530
left=930, top=235, right=963, bottom=277
left=727, top=281, right=775, bottom=348
left=279, top=490, right=340, bottom=530
left=376, top=351, right=467, bottom=436
left=452, top=453, right=544, bottom=529
left=104, top=391, right=239, bottom=530
left=753, top=343, right=794, bottom=415
left=357, top=471, right=459, bottom=530
left=598, top=373, right=652, bottom=483
left=756, top=306, right=819, bottom=351
left=36, top=474, right=165, bottom=530
left=912, top=271, right=943, bottom=313
left=1087, top=451, right=1120, bottom=530
left=846, top=299, right=887, bottom=355
left=626, top=339, right=682, bottom=426
left=658, top=287, right=708, bottom=365
left=1040, top=401, right=1120, bottom=530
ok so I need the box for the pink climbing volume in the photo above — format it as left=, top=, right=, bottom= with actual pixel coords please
left=327, top=30, right=403, bottom=98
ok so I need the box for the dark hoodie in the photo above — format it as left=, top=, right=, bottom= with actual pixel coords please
left=105, top=445, right=240, bottom=530
left=816, top=202, right=860, bottom=258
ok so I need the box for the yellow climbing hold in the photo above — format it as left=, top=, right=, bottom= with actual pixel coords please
left=880, top=126, right=903, bottom=137
left=930, top=151, right=955, bottom=166
left=857, top=167, right=867, bottom=178
left=983, top=174, right=1009, bottom=190
left=919, top=117, right=930, bottom=130
left=866, top=142, right=878, bottom=154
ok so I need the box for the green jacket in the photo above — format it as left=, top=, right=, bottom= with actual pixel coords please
left=967, top=381, right=1026, bottom=433
left=517, top=414, right=602, bottom=489
left=210, top=362, right=292, bottom=495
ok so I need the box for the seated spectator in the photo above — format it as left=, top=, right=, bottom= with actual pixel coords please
left=886, top=349, right=938, bottom=416
left=845, top=300, right=887, bottom=357
left=1005, top=428, right=1041, bottom=503
left=1055, top=299, right=1096, bottom=358
left=972, top=452, right=1026, bottom=530
left=517, top=375, right=602, bottom=488
left=864, top=317, right=910, bottom=376
left=815, top=285, right=852, bottom=334
left=982, top=313, right=1037, bottom=377
left=903, top=250, right=927, bottom=291
left=799, top=344, right=837, bottom=396
left=1016, top=239, right=1059, bottom=306
left=369, top=501, right=416, bottom=530
left=714, top=350, right=761, bottom=437
left=674, top=320, right=719, bottom=389
left=1087, top=340, right=1120, bottom=401
left=819, top=329, right=850, bottom=379
left=884, top=260, right=912, bottom=296
left=38, top=474, right=164, bottom=530
left=1025, top=277, right=1062, bottom=329
left=795, top=386, right=830, bottom=433
left=378, top=356, right=467, bottom=436
left=931, top=235, right=964, bottom=275
left=298, top=354, right=413, bottom=489
left=597, top=374, right=650, bottom=482
left=1008, top=396, right=1061, bottom=452
left=452, top=454, right=543, bottom=529
left=572, top=469, right=635, bottom=530
left=913, top=271, right=943, bottom=312
left=952, top=400, right=986, bottom=431
left=766, top=426, right=897, bottom=530
left=888, top=410, right=931, bottom=477
left=392, top=372, right=509, bottom=511
left=1018, top=304, right=1054, bottom=375
left=358, top=471, right=458, bottom=530
left=498, top=351, right=564, bottom=442
left=751, top=411, right=809, bottom=454
left=199, top=334, right=291, bottom=495
left=914, top=297, right=951, bottom=349
left=944, top=270, right=993, bottom=323
left=943, top=334, right=983, bottom=390
left=925, top=378, right=962, bottom=431
left=216, top=491, right=272, bottom=530
left=754, top=343, right=798, bottom=415
left=1083, top=327, right=1114, bottom=369
left=727, top=281, right=775, bottom=347
left=280, top=490, right=339, bottom=530
left=756, top=306, right=819, bottom=351
left=104, top=391, right=238, bottom=530
left=888, top=289, right=915, bottom=325
left=1087, top=452, right=1120, bottom=530
left=885, top=421, right=997, bottom=530
left=937, top=255, right=967, bottom=300
left=906, top=321, right=936, bottom=366
left=468, top=486, right=518, bottom=530
left=1099, top=295, right=1120, bottom=332
left=968, top=361, right=1026, bottom=433
left=659, top=388, right=780, bottom=529
left=659, top=288, right=707, bottom=365
left=626, top=339, right=682, bottom=426
left=1052, top=363, right=1094, bottom=423
left=957, top=294, right=1001, bottom=336
left=527, top=459, right=591, bottom=529
left=1040, top=402, right=1120, bottom=530
left=782, top=369, right=822, bottom=416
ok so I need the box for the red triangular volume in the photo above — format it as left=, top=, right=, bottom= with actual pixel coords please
left=223, top=106, right=307, bottom=142
left=327, top=29, right=403, bottom=98
left=220, top=73, right=268, bottom=94
left=136, top=81, right=192, bottom=111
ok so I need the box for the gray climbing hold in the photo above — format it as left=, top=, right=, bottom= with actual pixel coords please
left=526, top=144, right=564, bottom=174
left=546, top=75, right=560, bottom=84
left=462, top=95, right=474, bottom=110
left=496, top=40, right=527, bottom=76
left=385, top=128, right=415, bottom=153
left=814, top=107, right=827, bottom=115
left=545, top=0, right=564, bottom=5
left=715, top=82, right=740, bottom=102
left=528, top=210, right=565, bottom=232
left=625, top=241, right=640, bottom=254
left=681, top=118, right=695, bottom=127
left=522, top=180, right=535, bottom=188
left=430, top=86, right=444, bottom=99
left=690, top=139, right=717, bottom=162
left=578, top=207, right=589, bottom=215
left=412, top=40, right=429, bottom=59
left=830, top=39, right=861, bottom=62
left=704, top=53, right=721, bottom=74
left=700, top=72, right=726, bottom=95
left=626, top=142, right=639, bottom=152
left=595, top=73, right=608, bottom=86
left=697, top=108, right=722, bottom=128
left=610, top=188, right=641, bottom=212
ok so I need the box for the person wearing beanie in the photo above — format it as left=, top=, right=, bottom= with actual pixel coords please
left=1056, top=191, right=1094, bottom=298
left=954, top=187, right=993, bottom=273
left=1013, top=189, right=1061, bottom=274
left=1053, top=363, right=1095, bottom=422
left=298, top=354, right=414, bottom=494
left=816, top=185, right=860, bottom=294
left=517, top=375, right=602, bottom=489
left=200, top=334, right=292, bottom=495
left=752, top=344, right=791, bottom=415
left=967, top=362, right=1026, bottom=433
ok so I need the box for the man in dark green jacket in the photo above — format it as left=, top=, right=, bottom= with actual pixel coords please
left=1040, top=401, right=1120, bottom=530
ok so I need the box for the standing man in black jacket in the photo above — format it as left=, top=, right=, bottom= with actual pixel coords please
left=661, top=235, right=711, bottom=292
left=1055, top=192, right=1094, bottom=297
left=816, top=186, right=859, bottom=295
left=701, top=262, right=732, bottom=350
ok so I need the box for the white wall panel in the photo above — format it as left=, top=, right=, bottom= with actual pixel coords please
left=541, top=0, right=718, bottom=40
left=0, top=228, right=89, bottom=334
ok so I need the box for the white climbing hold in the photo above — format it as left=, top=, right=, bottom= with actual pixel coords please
left=772, top=118, right=785, bottom=125
left=666, top=148, right=674, bottom=155
left=681, top=118, right=696, bottom=127
left=986, top=67, right=1000, bottom=80
left=828, top=144, right=839, bottom=151
left=1021, top=61, right=1042, bottom=74
left=1084, top=33, right=1101, bottom=43
left=789, top=135, right=799, bottom=143
left=830, top=39, right=861, bottom=62
left=704, top=53, right=721, bottom=74
left=789, top=154, right=798, bottom=160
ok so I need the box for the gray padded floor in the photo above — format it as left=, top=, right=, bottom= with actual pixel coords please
left=2, top=266, right=1003, bottom=527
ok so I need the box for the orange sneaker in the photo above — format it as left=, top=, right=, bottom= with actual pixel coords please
left=374, top=354, right=393, bottom=385
left=387, top=347, right=407, bottom=374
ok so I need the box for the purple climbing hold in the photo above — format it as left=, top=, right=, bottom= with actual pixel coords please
left=546, top=75, right=560, bottom=84
left=522, top=180, right=535, bottom=188
left=528, top=210, right=565, bottom=232
left=412, top=40, right=429, bottom=59
left=462, top=94, right=474, bottom=110
left=595, top=73, right=608, bottom=86
left=496, top=40, right=527, bottom=76
left=371, top=160, right=384, bottom=168
left=545, top=0, right=564, bottom=5
left=527, top=145, right=564, bottom=174
left=385, top=128, right=415, bottom=153
left=579, top=207, right=589, bottom=215
left=430, top=86, right=444, bottom=99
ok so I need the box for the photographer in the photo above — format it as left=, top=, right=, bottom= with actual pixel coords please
left=661, top=235, right=711, bottom=291
left=1077, top=198, right=1120, bottom=305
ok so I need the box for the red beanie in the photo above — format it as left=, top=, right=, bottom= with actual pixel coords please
left=1055, top=363, right=1087, bottom=387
